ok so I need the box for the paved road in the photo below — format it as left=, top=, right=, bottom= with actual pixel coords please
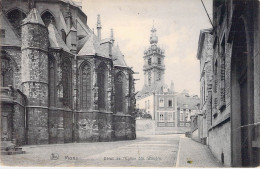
left=1, top=134, right=180, bottom=167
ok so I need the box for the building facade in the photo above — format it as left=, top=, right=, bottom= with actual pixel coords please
left=196, top=0, right=260, bottom=167
left=177, top=91, right=200, bottom=130
left=194, top=29, right=213, bottom=144
left=0, top=0, right=136, bottom=148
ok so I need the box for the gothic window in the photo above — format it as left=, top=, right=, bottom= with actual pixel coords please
left=97, top=63, right=108, bottom=111
left=41, top=10, right=56, bottom=27
left=62, top=59, right=72, bottom=108
left=148, top=58, right=151, bottom=65
left=81, top=63, right=92, bottom=110
left=6, top=9, right=26, bottom=36
left=49, top=58, right=56, bottom=107
left=115, top=72, right=126, bottom=113
left=1, top=56, right=13, bottom=87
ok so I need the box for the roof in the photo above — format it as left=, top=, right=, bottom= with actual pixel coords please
left=0, top=12, right=21, bottom=46
left=77, top=36, right=90, bottom=52
left=22, top=8, right=45, bottom=26
left=136, top=82, right=174, bottom=99
left=60, top=0, right=82, bottom=8
left=196, top=28, right=212, bottom=60
left=112, top=45, right=127, bottom=67
left=48, top=23, right=70, bottom=52
left=70, top=26, right=77, bottom=32
left=78, top=33, right=109, bottom=58
left=177, top=94, right=200, bottom=110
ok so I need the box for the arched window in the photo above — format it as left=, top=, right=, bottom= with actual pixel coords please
left=41, top=10, right=56, bottom=27
left=6, top=9, right=26, bottom=36
left=62, top=59, right=72, bottom=108
left=97, top=62, right=108, bottom=111
left=81, top=63, right=92, bottom=110
left=115, top=72, right=126, bottom=113
left=49, top=58, right=56, bottom=107
left=148, top=71, right=151, bottom=86
left=157, top=71, right=161, bottom=81
left=1, top=56, right=13, bottom=87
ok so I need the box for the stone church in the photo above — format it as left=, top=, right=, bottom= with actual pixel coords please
left=0, top=0, right=136, bottom=146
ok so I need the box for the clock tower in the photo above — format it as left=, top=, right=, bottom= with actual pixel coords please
left=143, top=25, right=165, bottom=87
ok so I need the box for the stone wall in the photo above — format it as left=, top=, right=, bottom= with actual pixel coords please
left=191, top=129, right=199, bottom=142
left=13, top=90, right=26, bottom=146
left=98, top=112, right=113, bottom=141
left=63, top=111, right=73, bottom=143
left=48, top=109, right=64, bottom=144
left=75, top=112, right=99, bottom=142
left=208, top=121, right=231, bottom=166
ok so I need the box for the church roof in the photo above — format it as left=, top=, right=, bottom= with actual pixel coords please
left=112, top=45, right=127, bottom=67
left=77, top=36, right=89, bottom=52
left=22, top=8, right=45, bottom=26
left=78, top=33, right=109, bottom=58
left=48, top=23, right=70, bottom=52
left=0, top=12, right=21, bottom=46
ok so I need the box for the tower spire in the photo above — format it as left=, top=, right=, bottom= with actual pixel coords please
left=97, top=14, right=102, bottom=41
left=150, top=22, right=158, bottom=45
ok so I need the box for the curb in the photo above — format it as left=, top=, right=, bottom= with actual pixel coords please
left=175, top=135, right=183, bottom=167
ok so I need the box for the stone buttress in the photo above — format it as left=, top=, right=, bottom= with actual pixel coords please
left=21, top=8, right=49, bottom=144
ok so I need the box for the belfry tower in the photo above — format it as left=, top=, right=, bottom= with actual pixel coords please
left=143, top=25, right=165, bottom=87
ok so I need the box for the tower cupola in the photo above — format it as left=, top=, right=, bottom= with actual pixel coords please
left=150, top=25, right=158, bottom=45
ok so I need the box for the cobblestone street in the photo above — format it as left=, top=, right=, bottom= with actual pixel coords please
left=1, top=134, right=180, bottom=167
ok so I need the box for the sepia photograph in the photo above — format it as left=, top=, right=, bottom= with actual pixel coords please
left=0, top=0, right=259, bottom=168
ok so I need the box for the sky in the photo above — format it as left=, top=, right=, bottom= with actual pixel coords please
left=81, top=0, right=213, bottom=96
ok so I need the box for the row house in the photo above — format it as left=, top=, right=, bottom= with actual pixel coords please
left=196, top=0, right=260, bottom=167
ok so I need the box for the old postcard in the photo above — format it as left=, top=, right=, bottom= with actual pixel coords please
left=0, top=0, right=259, bottom=168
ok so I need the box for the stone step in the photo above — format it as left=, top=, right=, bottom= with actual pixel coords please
left=1, top=150, right=26, bottom=155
